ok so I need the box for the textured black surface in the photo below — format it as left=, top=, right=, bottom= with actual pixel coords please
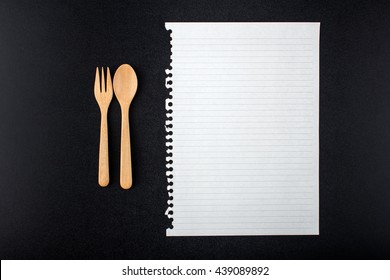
left=0, top=0, right=390, bottom=259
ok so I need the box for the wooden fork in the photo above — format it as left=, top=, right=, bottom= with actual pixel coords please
left=94, top=67, right=113, bottom=187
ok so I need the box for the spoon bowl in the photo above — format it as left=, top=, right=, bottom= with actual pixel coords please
left=113, top=64, right=138, bottom=106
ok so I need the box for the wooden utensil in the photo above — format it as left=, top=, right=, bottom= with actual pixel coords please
left=94, top=67, right=113, bottom=187
left=113, top=64, right=138, bottom=189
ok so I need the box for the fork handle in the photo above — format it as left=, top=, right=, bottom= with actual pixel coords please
left=120, top=108, right=132, bottom=189
left=98, top=110, right=109, bottom=187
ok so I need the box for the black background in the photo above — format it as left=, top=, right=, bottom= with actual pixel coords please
left=0, top=0, right=390, bottom=259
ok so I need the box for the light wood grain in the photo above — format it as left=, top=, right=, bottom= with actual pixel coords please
left=94, top=67, right=113, bottom=187
left=113, top=64, right=138, bottom=189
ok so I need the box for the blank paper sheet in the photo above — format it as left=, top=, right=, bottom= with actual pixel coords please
left=165, top=22, right=320, bottom=236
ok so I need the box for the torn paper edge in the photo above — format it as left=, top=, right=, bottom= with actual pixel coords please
left=165, top=25, right=174, bottom=234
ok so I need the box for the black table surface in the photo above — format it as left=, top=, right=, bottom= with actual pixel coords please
left=1, top=0, right=390, bottom=260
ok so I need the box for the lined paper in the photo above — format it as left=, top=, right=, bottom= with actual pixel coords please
left=166, top=23, right=320, bottom=236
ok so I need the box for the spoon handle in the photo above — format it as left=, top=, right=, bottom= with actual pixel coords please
left=120, top=108, right=132, bottom=189
left=98, top=110, right=109, bottom=187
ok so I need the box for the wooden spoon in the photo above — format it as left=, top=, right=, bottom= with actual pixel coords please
left=113, top=64, right=138, bottom=189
